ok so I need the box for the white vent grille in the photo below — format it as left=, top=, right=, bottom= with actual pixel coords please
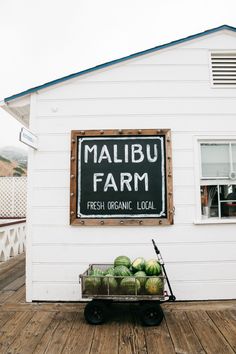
left=211, top=52, right=236, bottom=86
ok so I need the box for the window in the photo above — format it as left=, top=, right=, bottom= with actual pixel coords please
left=200, top=141, right=236, bottom=220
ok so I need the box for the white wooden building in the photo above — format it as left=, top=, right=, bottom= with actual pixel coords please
left=1, top=25, right=236, bottom=302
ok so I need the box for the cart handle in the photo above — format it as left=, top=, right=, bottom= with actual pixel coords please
left=152, top=239, right=176, bottom=302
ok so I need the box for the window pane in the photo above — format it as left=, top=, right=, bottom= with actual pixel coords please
left=201, top=144, right=230, bottom=178
left=200, top=185, right=219, bottom=218
left=219, top=184, right=236, bottom=218
left=201, top=184, right=236, bottom=219
left=232, top=144, right=236, bottom=172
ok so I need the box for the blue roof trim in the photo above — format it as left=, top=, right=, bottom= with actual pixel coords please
left=4, top=24, right=236, bottom=102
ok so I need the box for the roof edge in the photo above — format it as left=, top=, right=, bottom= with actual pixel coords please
left=3, top=24, right=236, bottom=103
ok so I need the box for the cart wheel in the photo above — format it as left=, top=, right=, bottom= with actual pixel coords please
left=139, top=302, right=164, bottom=326
left=84, top=300, right=108, bottom=325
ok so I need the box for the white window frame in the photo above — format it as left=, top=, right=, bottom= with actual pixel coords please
left=194, top=136, right=236, bottom=224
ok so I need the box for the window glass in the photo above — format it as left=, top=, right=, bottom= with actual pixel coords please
left=201, top=144, right=230, bottom=178
left=200, top=184, right=236, bottom=219
left=201, top=185, right=218, bottom=218
left=231, top=144, right=236, bottom=172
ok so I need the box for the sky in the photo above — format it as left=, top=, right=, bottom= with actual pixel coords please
left=0, top=0, right=236, bottom=149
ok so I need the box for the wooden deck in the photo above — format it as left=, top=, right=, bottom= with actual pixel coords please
left=0, top=254, right=236, bottom=354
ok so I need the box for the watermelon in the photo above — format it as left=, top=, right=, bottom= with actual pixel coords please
left=84, top=276, right=101, bottom=293
left=120, top=277, right=141, bottom=295
left=132, top=257, right=146, bottom=272
left=134, top=271, right=147, bottom=287
left=114, top=265, right=131, bottom=277
left=145, top=259, right=161, bottom=276
left=102, top=275, right=118, bottom=293
left=105, top=266, right=115, bottom=276
left=145, top=277, right=164, bottom=295
left=114, top=255, right=131, bottom=268
left=90, top=268, right=104, bottom=276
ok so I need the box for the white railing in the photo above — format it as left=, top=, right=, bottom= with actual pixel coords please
left=0, top=177, right=27, bottom=218
left=0, top=221, right=26, bottom=262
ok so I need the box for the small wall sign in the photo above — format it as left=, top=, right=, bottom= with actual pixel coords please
left=70, top=129, right=173, bottom=226
left=19, top=128, right=38, bottom=150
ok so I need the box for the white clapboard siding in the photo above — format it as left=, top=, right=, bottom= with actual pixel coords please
left=32, top=242, right=236, bottom=263
left=35, top=116, right=236, bottom=134
left=37, top=98, right=236, bottom=116
left=171, top=281, right=236, bottom=301
left=33, top=152, right=70, bottom=170
left=174, top=186, right=195, bottom=205
left=30, top=224, right=236, bottom=244
left=38, top=135, right=70, bottom=152
left=26, top=30, right=236, bottom=301
left=38, top=81, right=236, bottom=100
left=64, top=65, right=209, bottom=82
left=32, top=171, right=70, bottom=188
left=172, top=150, right=194, bottom=168
left=32, top=283, right=80, bottom=301
left=32, top=189, right=69, bottom=207
left=123, top=48, right=209, bottom=65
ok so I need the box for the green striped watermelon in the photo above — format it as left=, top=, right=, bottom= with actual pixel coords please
left=132, top=257, right=146, bottom=272
left=102, top=274, right=118, bottom=293
left=90, top=268, right=104, bottom=276
left=84, top=276, right=101, bottom=293
left=134, top=271, right=147, bottom=287
left=114, top=255, right=131, bottom=268
left=145, top=277, right=163, bottom=295
left=105, top=266, right=115, bottom=276
left=145, top=259, right=161, bottom=276
left=120, top=277, right=141, bottom=295
left=114, top=265, right=131, bottom=277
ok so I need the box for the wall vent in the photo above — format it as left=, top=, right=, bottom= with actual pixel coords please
left=211, top=52, right=236, bottom=86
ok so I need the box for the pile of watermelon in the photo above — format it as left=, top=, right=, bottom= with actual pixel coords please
left=84, top=256, right=164, bottom=296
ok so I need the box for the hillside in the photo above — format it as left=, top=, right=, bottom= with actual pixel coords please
left=0, top=147, right=27, bottom=177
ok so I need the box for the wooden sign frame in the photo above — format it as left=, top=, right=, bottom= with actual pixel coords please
left=70, top=129, right=173, bottom=226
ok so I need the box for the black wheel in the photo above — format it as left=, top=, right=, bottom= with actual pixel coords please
left=84, top=300, right=108, bottom=324
left=139, top=302, right=164, bottom=326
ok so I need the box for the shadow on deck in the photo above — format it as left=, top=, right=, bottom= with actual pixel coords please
left=0, top=254, right=236, bottom=353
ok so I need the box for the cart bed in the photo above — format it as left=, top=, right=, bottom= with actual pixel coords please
left=79, top=263, right=166, bottom=301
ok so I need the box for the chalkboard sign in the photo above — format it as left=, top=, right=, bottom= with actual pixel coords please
left=70, top=129, right=173, bottom=226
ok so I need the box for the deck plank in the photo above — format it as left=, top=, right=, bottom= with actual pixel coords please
left=0, top=254, right=25, bottom=291
left=0, top=311, right=34, bottom=353
left=163, top=300, right=236, bottom=311
left=43, top=312, right=77, bottom=354
left=119, top=305, right=138, bottom=354
left=61, top=312, right=96, bottom=354
left=33, top=312, right=61, bottom=354
left=187, top=310, right=236, bottom=354
left=3, top=275, right=25, bottom=291
left=118, top=304, right=148, bottom=354
left=0, top=253, right=25, bottom=276
left=8, top=311, right=55, bottom=354
left=89, top=318, right=119, bottom=354
left=144, top=317, right=176, bottom=354
left=0, top=311, right=15, bottom=328
left=207, top=309, right=236, bottom=352
left=0, top=290, right=15, bottom=303
left=4, top=285, right=25, bottom=304
left=164, top=310, right=205, bottom=354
